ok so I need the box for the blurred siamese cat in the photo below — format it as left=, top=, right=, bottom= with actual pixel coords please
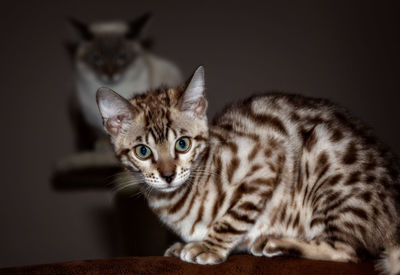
left=58, top=13, right=183, bottom=171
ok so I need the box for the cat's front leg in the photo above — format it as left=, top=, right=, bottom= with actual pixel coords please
left=179, top=182, right=270, bottom=264
left=178, top=216, right=252, bottom=264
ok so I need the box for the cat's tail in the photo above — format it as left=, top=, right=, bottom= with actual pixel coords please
left=377, top=244, right=400, bottom=275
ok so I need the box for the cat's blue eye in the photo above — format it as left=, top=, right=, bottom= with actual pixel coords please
left=134, top=145, right=152, bottom=160
left=175, top=137, right=191, bottom=153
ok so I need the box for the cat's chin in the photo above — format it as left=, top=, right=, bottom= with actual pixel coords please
left=144, top=177, right=188, bottom=193
left=157, top=185, right=181, bottom=193
left=99, top=74, right=122, bottom=85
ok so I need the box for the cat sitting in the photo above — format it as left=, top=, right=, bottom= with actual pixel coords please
left=96, top=66, right=400, bottom=274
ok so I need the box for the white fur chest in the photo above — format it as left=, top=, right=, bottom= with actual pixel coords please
left=156, top=200, right=210, bottom=243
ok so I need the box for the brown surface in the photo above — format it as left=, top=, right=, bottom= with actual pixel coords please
left=0, top=255, right=378, bottom=275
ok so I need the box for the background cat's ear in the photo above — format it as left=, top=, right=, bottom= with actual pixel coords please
left=96, top=87, right=135, bottom=137
left=179, top=66, right=208, bottom=118
left=126, top=12, right=152, bottom=39
left=68, top=17, right=93, bottom=40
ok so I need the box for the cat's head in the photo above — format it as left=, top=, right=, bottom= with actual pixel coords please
left=96, top=66, right=209, bottom=192
left=69, top=12, right=152, bottom=84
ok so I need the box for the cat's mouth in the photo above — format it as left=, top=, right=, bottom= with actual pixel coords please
left=145, top=172, right=190, bottom=192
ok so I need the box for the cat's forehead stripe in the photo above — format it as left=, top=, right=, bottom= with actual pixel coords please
left=130, top=88, right=184, bottom=144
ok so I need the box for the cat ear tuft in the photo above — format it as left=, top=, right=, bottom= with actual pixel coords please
left=126, top=12, right=152, bottom=39
left=68, top=17, right=93, bottom=40
left=180, top=66, right=207, bottom=118
left=96, top=87, right=135, bottom=137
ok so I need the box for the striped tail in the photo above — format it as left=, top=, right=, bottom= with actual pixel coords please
left=377, top=246, right=400, bottom=275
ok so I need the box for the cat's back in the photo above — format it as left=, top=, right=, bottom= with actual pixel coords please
left=213, top=92, right=378, bottom=144
left=212, top=92, right=346, bottom=138
left=211, top=92, right=400, bottom=182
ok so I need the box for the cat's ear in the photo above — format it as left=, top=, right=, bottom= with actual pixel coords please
left=179, top=66, right=208, bottom=118
left=96, top=87, right=135, bottom=137
left=126, top=12, right=152, bottom=39
left=68, top=17, right=93, bottom=40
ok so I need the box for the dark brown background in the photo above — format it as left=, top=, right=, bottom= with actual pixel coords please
left=0, top=0, right=399, bottom=268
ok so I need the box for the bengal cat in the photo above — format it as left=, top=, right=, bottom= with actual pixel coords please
left=96, top=66, right=400, bottom=274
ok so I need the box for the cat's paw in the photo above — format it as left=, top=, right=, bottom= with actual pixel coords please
left=164, top=242, right=184, bottom=257
left=180, top=241, right=226, bottom=265
left=263, top=238, right=285, bottom=257
left=250, top=236, right=285, bottom=257
left=250, top=235, right=269, bottom=256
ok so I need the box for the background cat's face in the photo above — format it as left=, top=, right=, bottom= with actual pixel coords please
left=97, top=67, right=208, bottom=192
left=79, top=36, right=137, bottom=83
left=69, top=13, right=151, bottom=84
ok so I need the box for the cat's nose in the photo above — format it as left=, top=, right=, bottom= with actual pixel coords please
left=161, top=172, right=175, bottom=183
left=104, top=64, right=117, bottom=77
